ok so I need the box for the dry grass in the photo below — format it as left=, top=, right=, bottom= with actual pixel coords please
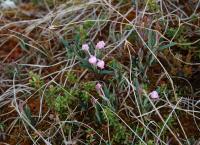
left=0, top=0, right=200, bottom=144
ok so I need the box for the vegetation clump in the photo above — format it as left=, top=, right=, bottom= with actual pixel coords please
left=0, top=0, right=200, bottom=144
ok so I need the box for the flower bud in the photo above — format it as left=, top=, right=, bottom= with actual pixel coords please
left=95, top=83, right=102, bottom=91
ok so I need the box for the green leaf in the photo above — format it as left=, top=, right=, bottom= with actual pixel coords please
left=148, top=30, right=156, bottom=48
left=103, top=86, right=110, bottom=100
left=79, top=59, right=94, bottom=71
left=60, top=37, right=69, bottom=48
left=23, top=105, right=34, bottom=126
left=95, top=104, right=103, bottom=123
left=159, top=42, right=176, bottom=51
left=98, top=70, right=113, bottom=75
left=20, top=40, right=29, bottom=51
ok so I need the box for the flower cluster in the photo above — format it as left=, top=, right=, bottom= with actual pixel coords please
left=149, top=90, right=159, bottom=100
left=81, top=41, right=106, bottom=69
left=96, top=41, right=105, bottom=49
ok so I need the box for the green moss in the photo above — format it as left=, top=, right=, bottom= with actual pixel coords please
left=29, top=71, right=44, bottom=89
left=146, top=0, right=159, bottom=12
left=103, top=107, right=130, bottom=144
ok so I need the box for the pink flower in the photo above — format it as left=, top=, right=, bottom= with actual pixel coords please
left=96, top=41, right=105, bottom=49
left=95, top=83, right=102, bottom=91
left=82, top=44, right=89, bottom=51
left=149, top=91, right=159, bottom=99
left=97, top=60, right=105, bottom=69
left=95, top=83, right=103, bottom=96
left=88, top=55, right=97, bottom=65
